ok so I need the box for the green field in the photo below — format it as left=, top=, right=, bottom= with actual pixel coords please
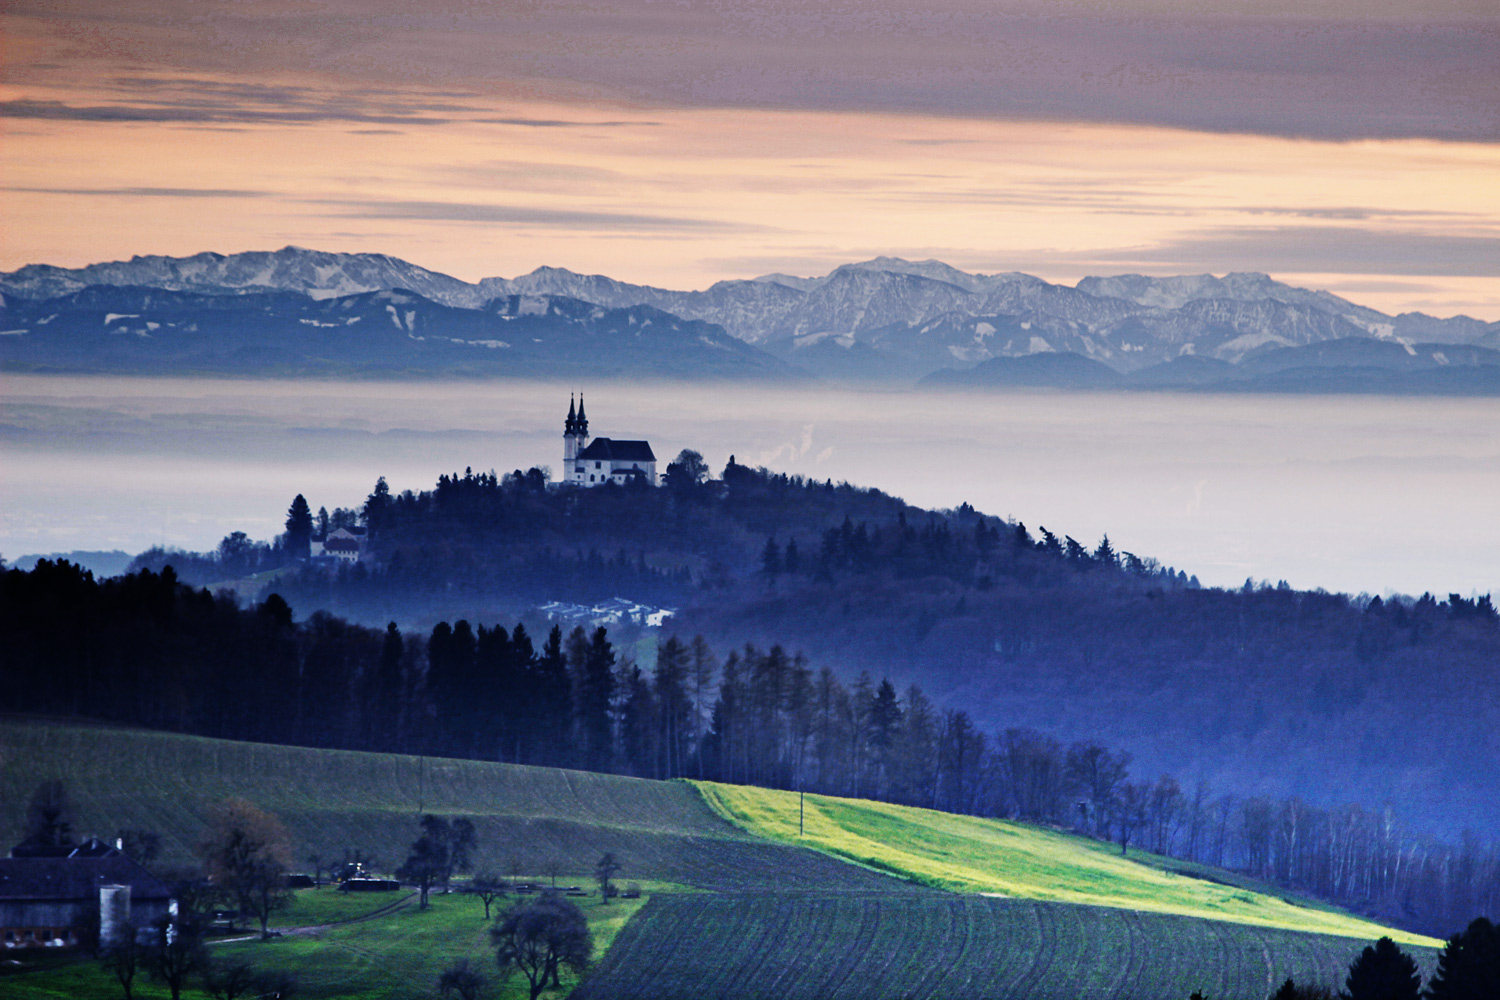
left=12, top=887, right=647, bottom=1000
left=0, top=720, right=1443, bottom=1000
left=270, top=885, right=417, bottom=928
left=0, top=719, right=902, bottom=892
left=693, top=782, right=1439, bottom=946
left=573, top=893, right=1440, bottom=1000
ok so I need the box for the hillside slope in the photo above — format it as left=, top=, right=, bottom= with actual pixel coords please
left=694, top=783, right=1437, bottom=946
left=1, top=719, right=1445, bottom=1000
left=573, top=894, right=1439, bottom=1000
left=0, top=720, right=905, bottom=892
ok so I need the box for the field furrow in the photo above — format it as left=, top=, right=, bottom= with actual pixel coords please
left=572, top=894, right=1440, bottom=1000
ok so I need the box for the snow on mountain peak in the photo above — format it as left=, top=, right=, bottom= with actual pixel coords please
left=4, top=249, right=1493, bottom=370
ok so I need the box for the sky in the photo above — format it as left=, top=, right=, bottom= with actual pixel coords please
left=2, top=1, right=1497, bottom=318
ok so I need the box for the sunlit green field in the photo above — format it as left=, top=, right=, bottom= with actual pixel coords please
left=8, top=887, right=648, bottom=1000
left=692, top=782, right=1439, bottom=946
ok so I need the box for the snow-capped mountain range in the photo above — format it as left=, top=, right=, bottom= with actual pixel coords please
left=3, top=247, right=1496, bottom=384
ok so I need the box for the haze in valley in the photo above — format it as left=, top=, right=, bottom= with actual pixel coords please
left=3, top=375, right=1496, bottom=600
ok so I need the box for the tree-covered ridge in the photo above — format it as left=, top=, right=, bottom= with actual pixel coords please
left=263, top=456, right=1205, bottom=624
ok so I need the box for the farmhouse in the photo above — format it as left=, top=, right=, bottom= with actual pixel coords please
left=561, top=395, right=657, bottom=487
left=312, top=526, right=366, bottom=562
left=0, top=849, right=173, bottom=949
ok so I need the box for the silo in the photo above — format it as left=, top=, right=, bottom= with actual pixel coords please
left=99, top=884, right=132, bottom=948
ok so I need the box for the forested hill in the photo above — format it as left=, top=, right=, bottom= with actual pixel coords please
left=121, top=458, right=1500, bottom=852
left=263, top=456, right=1207, bottom=622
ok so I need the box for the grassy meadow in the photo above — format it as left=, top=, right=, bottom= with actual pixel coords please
left=692, top=782, right=1440, bottom=946
left=574, top=893, right=1440, bottom=1000
left=11, top=886, right=648, bottom=1000
left=270, top=885, right=416, bottom=928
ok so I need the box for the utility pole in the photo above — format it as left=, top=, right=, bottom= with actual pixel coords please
left=796, top=741, right=806, bottom=837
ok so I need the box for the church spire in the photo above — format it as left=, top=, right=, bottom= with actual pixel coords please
left=566, top=394, right=577, bottom=434
left=576, top=393, right=588, bottom=435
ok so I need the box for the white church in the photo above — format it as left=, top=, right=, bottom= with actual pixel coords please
left=561, top=395, right=658, bottom=487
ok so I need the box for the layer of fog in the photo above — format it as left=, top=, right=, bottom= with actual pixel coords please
left=2, top=375, right=1496, bottom=598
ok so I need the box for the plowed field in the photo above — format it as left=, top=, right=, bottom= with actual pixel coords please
left=573, top=893, right=1440, bottom=1000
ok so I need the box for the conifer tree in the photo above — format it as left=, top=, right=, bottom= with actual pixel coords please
left=761, top=537, right=782, bottom=580
left=284, top=494, right=313, bottom=560
left=1344, top=937, right=1422, bottom=1000
left=578, top=628, right=616, bottom=772
left=530, top=626, right=571, bottom=767
left=1427, top=917, right=1500, bottom=1000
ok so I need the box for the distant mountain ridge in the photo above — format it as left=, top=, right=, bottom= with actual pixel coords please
left=0, top=284, right=793, bottom=380
left=0, top=247, right=486, bottom=308
left=4, top=247, right=1497, bottom=388
left=924, top=337, right=1500, bottom=395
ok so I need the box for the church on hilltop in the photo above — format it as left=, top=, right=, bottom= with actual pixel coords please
left=562, top=395, right=657, bottom=487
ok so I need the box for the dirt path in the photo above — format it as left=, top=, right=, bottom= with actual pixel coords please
left=211, top=890, right=418, bottom=944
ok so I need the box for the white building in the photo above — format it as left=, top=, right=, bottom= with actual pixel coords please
left=562, top=395, right=657, bottom=487
left=312, top=527, right=365, bottom=562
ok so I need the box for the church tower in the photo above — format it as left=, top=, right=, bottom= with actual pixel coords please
left=563, top=394, right=589, bottom=471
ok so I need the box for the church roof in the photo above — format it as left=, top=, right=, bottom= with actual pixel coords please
left=577, top=438, right=655, bottom=462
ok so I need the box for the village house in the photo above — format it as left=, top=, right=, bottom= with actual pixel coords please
left=312, top=526, right=366, bottom=563
left=0, top=842, right=173, bottom=950
left=535, top=597, right=677, bottom=629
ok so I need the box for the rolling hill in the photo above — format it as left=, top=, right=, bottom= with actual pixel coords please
left=0, top=719, right=1448, bottom=999
left=0, top=719, right=900, bottom=893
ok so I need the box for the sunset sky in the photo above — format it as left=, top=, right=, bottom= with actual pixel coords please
left=2, top=0, right=1497, bottom=318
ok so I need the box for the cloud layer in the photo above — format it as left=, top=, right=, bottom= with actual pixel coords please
left=4, top=1, right=1496, bottom=142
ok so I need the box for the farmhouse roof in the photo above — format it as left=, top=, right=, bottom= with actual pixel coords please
left=577, top=438, right=656, bottom=463
left=0, top=856, right=173, bottom=902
